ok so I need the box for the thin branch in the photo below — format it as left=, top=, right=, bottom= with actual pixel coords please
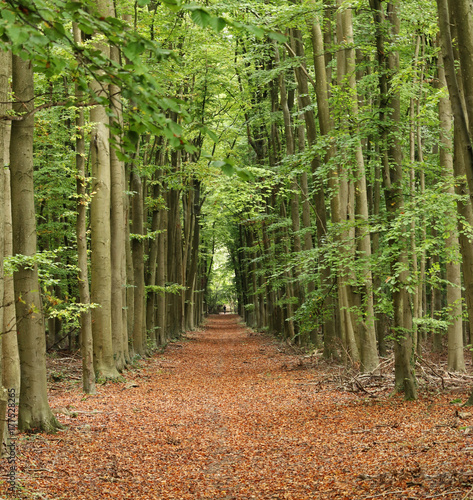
left=283, top=42, right=316, bottom=88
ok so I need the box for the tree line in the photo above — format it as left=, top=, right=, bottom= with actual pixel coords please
left=211, top=0, right=473, bottom=403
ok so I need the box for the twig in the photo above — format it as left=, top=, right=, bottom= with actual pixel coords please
left=425, top=492, right=464, bottom=499
left=47, top=328, right=79, bottom=351
left=373, top=355, right=395, bottom=373
left=354, top=377, right=370, bottom=394
left=462, top=485, right=473, bottom=500
left=363, top=491, right=406, bottom=499
left=283, top=42, right=317, bottom=88
left=415, top=354, right=445, bottom=389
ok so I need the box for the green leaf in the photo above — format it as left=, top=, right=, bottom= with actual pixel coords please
left=222, top=163, right=234, bottom=176
left=212, top=158, right=235, bottom=175
left=162, top=0, right=182, bottom=12
left=126, top=129, right=140, bottom=146
left=65, top=2, right=83, bottom=11
left=202, top=126, right=218, bottom=143
left=123, top=41, right=145, bottom=60
left=53, top=22, right=66, bottom=37
left=210, top=160, right=226, bottom=169
left=235, top=168, right=254, bottom=181
left=136, top=0, right=151, bottom=6
left=268, top=32, right=287, bottom=43
left=168, top=120, right=183, bottom=137
left=7, top=26, right=29, bottom=45
left=190, top=9, right=211, bottom=28
left=244, top=24, right=264, bottom=38
left=78, top=22, right=94, bottom=35
left=209, top=16, right=226, bottom=33
left=1, top=10, right=15, bottom=23
left=115, top=151, right=129, bottom=162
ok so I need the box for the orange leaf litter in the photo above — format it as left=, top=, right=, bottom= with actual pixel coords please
left=1, top=315, right=473, bottom=499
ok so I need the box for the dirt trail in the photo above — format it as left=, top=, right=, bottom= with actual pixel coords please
left=2, top=315, right=473, bottom=499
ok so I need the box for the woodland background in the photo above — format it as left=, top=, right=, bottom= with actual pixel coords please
left=0, top=0, right=473, bottom=443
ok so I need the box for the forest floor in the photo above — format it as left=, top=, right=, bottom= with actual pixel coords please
left=1, top=314, right=473, bottom=500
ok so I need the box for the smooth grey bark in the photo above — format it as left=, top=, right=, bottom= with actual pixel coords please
left=371, top=0, right=417, bottom=400
left=1, top=55, right=18, bottom=396
left=291, top=27, right=336, bottom=353
left=110, top=31, right=127, bottom=370
left=2, top=169, right=19, bottom=395
left=437, top=0, right=473, bottom=204
left=156, top=195, right=167, bottom=344
left=146, top=182, right=160, bottom=343
left=438, top=57, right=465, bottom=371
left=307, top=13, right=338, bottom=358
left=166, top=151, right=184, bottom=337
left=73, top=25, right=96, bottom=394
left=437, top=0, right=473, bottom=372
left=408, top=37, right=421, bottom=353
left=184, top=180, right=201, bottom=332
left=331, top=7, right=359, bottom=366
left=89, top=0, right=118, bottom=379
left=0, top=49, right=8, bottom=450
left=338, top=3, right=378, bottom=371
left=11, top=55, right=61, bottom=430
left=125, top=163, right=135, bottom=348
left=131, top=170, right=145, bottom=355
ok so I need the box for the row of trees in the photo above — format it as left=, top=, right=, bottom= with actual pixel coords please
left=0, top=0, right=245, bottom=437
left=218, top=0, right=473, bottom=403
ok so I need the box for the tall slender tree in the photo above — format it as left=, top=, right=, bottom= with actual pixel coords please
left=73, top=25, right=96, bottom=394
left=89, top=0, right=119, bottom=379
left=371, top=0, right=417, bottom=399
left=10, top=54, right=60, bottom=431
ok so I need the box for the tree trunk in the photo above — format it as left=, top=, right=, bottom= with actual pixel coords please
left=430, top=232, right=443, bottom=352
left=10, top=55, right=60, bottom=431
left=2, top=169, right=19, bottom=395
left=339, top=4, right=379, bottom=371
left=166, top=155, right=183, bottom=337
left=448, top=0, right=473, bottom=200
left=125, top=162, right=134, bottom=348
left=409, top=36, right=421, bottom=353
left=438, top=55, right=465, bottom=371
left=89, top=0, right=118, bottom=380
left=109, top=27, right=127, bottom=370
left=275, top=44, right=300, bottom=340
left=1, top=54, right=19, bottom=397
left=74, top=24, right=96, bottom=394
left=371, top=0, right=417, bottom=399
left=372, top=156, right=387, bottom=357
left=291, top=27, right=335, bottom=352
left=157, top=190, right=167, bottom=344
left=184, top=180, right=201, bottom=331
left=146, top=183, right=160, bottom=343
left=0, top=48, right=8, bottom=450
left=437, top=0, right=473, bottom=370
left=307, top=15, right=339, bottom=358
left=131, top=170, right=146, bottom=355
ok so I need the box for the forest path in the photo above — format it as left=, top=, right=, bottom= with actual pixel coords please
left=3, top=315, right=473, bottom=499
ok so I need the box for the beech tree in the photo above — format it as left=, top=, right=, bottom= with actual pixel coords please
left=0, top=45, right=8, bottom=448
left=10, top=54, right=60, bottom=431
